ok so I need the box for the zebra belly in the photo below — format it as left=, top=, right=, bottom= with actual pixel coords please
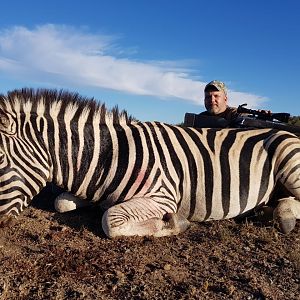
left=186, top=192, right=271, bottom=222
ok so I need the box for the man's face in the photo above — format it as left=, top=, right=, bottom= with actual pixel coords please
left=204, top=90, right=228, bottom=115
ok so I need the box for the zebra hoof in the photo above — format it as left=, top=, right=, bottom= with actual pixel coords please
left=163, top=213, right=191, bottom=234
left=54, top=192, right=84, bottom=213
left=277, top=218, right=296, bottom=234
left=55, top=197, right=77, bottom=213
left=273, top=197, right=299, bottom=234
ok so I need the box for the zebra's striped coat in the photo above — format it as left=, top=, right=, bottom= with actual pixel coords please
left=0, top=88, right=300, bottom=237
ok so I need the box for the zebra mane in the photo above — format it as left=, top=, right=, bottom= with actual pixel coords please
left=0, top=88, right=135, bottom=125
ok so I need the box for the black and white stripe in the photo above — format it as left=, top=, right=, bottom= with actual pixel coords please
left=0, top=88, right=300, bottom=236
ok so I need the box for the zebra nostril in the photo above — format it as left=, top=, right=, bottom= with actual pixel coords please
left=163, top=213, right=173, bottom=222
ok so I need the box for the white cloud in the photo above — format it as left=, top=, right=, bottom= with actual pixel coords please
left=227, top=91, right=267, bottom=109
left=0, top=24, right=266, bottom=107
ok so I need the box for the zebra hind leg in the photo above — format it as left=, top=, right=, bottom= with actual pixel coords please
left=273, top=197, right=300, bottom=234
left=101, top=197, right=190, bottom=238
left=54, top=192, right=91, bottom=213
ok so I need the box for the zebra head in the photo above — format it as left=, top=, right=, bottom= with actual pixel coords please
left=0, top=103, right=51, bottom=219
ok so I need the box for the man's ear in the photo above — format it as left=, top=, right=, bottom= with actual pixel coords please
left=0, top=110, right=17, bottom=135
left=224, top=94, right=228, bottom=104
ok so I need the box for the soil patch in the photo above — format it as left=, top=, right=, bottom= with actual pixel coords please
left=0, top=186, right=299, bottom=299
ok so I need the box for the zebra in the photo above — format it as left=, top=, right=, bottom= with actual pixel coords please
left=0, top=88, right=300, bottom=238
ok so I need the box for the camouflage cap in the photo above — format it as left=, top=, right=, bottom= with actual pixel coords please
left=204, top=80, right=227, bottom=95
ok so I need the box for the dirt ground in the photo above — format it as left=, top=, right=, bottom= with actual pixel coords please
left=0, top=185, right=299, bottom=300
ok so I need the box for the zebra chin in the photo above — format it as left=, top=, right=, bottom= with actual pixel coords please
left=0, top=191, right=33, bottom=221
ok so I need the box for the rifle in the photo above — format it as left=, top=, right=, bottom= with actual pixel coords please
left=184, top=105, right=300, bottom=136
left=235, top=104, right=300, bottom=136
left=237, top=103, right=290, bottom=123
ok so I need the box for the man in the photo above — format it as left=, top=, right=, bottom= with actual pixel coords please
left=183, top=80, right=271, bottom=127
left=200, top=80, right=241, bottom=121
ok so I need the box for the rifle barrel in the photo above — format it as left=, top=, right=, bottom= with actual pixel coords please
left=237, top=105, right=290, bottom=123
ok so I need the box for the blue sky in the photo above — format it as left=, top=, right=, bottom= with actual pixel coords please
left=0, top=0, right=299, bottom=123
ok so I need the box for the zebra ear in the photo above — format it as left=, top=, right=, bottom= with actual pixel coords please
left=0, top=110, right=16, bottom=135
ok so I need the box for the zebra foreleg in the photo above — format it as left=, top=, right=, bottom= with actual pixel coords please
left=54, top=192, right=91, bottom=213
left=101, top=197, right=190, bottom=238
left=273, top=197, right=300, bottom=234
